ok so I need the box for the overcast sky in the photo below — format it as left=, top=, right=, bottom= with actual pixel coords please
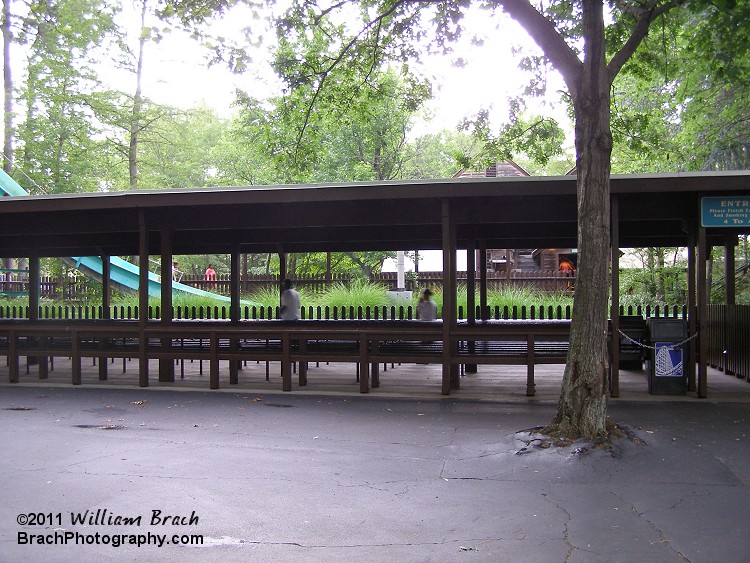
left=126, top=3, right=571, bottom=137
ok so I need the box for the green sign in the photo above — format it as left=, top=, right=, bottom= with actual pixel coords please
left=701, top=197, right=750, bottom=227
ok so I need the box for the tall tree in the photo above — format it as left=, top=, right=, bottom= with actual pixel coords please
left=16, top=0, right=120, bottom=193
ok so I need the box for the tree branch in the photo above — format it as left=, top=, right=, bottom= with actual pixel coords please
left=607, top=0, right=685, bottom=82
left=291, top=0, right=411, bottom=158
left=492, top=0, right=583, bottom=94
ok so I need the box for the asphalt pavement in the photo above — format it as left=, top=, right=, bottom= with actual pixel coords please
left=0, top=384, right=748, bottom=562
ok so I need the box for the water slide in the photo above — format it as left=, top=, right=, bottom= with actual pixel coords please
left=1, top=168, right=232, bottom=301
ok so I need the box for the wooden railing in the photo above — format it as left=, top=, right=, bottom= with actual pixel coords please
left=4, top=303, right=747, bottom=394
left=0, top=319, right=571, bottom=396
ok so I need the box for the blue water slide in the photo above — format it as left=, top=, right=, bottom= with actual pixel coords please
left=1, top=168, right=237, bottom=302
left=0, top=168, right=30, bottom=197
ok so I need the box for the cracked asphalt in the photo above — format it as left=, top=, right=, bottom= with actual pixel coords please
left=1, top=386, right=748, bottom=562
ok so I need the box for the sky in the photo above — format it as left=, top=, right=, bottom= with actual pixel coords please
left=125, top=3, right=571, bottom=138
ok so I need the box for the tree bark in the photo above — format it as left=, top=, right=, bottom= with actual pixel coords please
left=129, top=0, right=148, bottom=190
left=544, top=0, right=611, bottom=440
left=2, top=0, right=13, bottom=275
left=656, top=249, right=666, bottom=302
left=2, top=0, right=12, bottom=174
left=498, top=0, right=677, bottom=440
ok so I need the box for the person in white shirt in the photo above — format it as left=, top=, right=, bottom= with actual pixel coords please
left=279, top=278, right=301, bottom=320
left=416, top=288, right=438, bottom=320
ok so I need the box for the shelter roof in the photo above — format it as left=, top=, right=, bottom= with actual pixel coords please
left=1, top=172, right=749, bottom=258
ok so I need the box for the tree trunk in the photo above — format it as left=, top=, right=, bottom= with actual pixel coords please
left=656, top=249, right=666, bottom=302
left=129, top=0, right=148, bottom=190
left=645, top=248, right=655, bottom=297
left=2, top=0, right=13, bottom=275
left=2, top=0, right=12, bottom=174
left=544, top=0, right=611, bottom=440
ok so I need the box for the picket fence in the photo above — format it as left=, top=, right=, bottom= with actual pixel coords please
left=0, top=303, right=685, bottom=322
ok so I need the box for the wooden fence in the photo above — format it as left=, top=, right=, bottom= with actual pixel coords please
left=175, top=271, right=576, bottom=294
left=1, top=275, right=91, bottom=300
left=2, top=270, right=576, bottom=298
left=0, top=303, right=686, bottom=322
left=707, top=304, right=750, bottom=381
left=8, top=301, right=748, bottom=380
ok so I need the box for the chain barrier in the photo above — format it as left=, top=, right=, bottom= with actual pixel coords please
left=617, top=328, right=699, bottom=351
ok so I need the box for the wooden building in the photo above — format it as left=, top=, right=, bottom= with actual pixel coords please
left=453, top=161, right=576, bottom=275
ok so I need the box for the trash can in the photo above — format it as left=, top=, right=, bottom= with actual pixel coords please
left=646, top=318, right=688, bottom=395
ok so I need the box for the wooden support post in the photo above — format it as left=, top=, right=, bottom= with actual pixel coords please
left=72, top=330, right=81, bottom=385
left=697, top=224, right=708, bottom=398
left=610, top=196, right=620, bottom=398
left=724, top=235, right=737, bottom=378
left=231, top=243, right=241, bottom=322
left=479, top=240, right=488, bottom=320
left=359, top=333, right=369, bottom=393
left=441, top=199, right=458, bottom=393
left=8, top=328, right=18, bottom=383
left=28, top=251, right=47, bottom=378
left=210, top=332, right=220, bottom=389
left=282, top=334, right=292, bottom=391
left=298, top=339, right=307, bottom=386
left=526, top=335, right=535, bottom=396
left=230, top=244, right=242, bottom=384
left=229, top=337, right=239, bottom=384
left=687, top=223, right=697, bottom=392
left=99, top=255, right=110, bottom=380
left=371, top=340, right=381, bottom=387
left=138, top=210, right=149, bottom=387
left=725, top=235, right=736, bottom=305
left=465, top=239, right=477, bottom=374
left=159, top=228, right=174, bottom=383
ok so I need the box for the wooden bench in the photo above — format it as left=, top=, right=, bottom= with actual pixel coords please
left=0, top=318, right=571, bottom=395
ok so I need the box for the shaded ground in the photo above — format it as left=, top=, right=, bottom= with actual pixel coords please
left=1, top=385, right=748, bottom=562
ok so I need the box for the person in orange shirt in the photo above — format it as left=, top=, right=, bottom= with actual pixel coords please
left=204, top=263, right=216, bottom=282
left=559, top=258, right=575, bottom=275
